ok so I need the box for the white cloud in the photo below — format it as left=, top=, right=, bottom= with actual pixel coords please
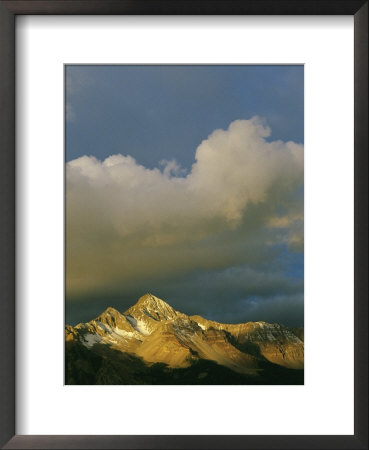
left=66, top=118, right=303, bottom=295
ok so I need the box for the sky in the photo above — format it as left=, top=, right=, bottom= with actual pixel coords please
left=65, top=65, right=304, bottom=327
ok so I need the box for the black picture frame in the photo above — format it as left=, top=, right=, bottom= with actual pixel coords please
left=0, top=1, right=367, bottom=449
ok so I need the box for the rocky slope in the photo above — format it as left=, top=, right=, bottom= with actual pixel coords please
left=65, top=293, right=304, bottom=384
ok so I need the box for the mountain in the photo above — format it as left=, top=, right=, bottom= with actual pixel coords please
left=65, top=293, right=304, bottom=385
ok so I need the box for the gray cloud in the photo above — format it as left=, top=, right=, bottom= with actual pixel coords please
left=66, top=118, right=303, bottom=325
left=66, top=263, right=304, bottom=327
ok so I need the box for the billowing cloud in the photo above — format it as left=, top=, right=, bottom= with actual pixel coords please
left=66, top=118, right=303, bottom=324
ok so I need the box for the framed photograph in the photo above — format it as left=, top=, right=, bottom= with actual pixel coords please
left=65, top=63, right=305, bottom=388
left=0, top=1, right=367, bottom=449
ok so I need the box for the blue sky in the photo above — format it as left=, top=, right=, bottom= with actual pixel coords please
left=66, top=65, right=303, bottom=167
left=65, top=65, right=304, bottom=327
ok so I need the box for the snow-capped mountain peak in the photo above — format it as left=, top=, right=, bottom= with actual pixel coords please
left=66, top=293, right=304, bottom=383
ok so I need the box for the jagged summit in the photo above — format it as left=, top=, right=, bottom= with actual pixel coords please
left=126, top=293, right=179, bottom=321
left=136, top=293, right=170, bottom=308
left=92, top=305, right=134, bottom=332
left=97, top=306, right=122, bottom=318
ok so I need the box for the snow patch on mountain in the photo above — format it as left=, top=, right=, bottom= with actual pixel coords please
left=113, top=327, right=135, bottom=339
left=125, top=314, right=151, bottom=335
left=82, top=333, right=102, bottom=348
left=135, top=320, right=151, bottom=335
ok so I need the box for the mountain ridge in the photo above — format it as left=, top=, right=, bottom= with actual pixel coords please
left=65, top=293, right=304, bottom=384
